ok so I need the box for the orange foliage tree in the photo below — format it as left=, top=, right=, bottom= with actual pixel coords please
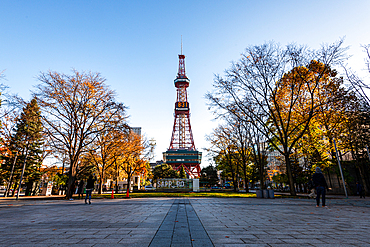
left=33, top=70, right=126, bottom=199
left=207, top=40, right=346, bottom=195
left=117, top=131, right=149, bottom=196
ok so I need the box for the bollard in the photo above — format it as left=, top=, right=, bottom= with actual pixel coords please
left=111, top=189, right=114, bottom=199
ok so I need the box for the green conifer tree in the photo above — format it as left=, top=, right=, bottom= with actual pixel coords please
left=3, top=98, right=43, bottom=196
left=179, top=165, right=187, bottom=179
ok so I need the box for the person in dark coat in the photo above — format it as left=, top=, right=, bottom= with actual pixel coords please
left=70, top=181, right=77, bottom=200
left=356, top=181, right=365, bottom=198
left=312, top=167, right=328, bottom=207
left=77, top=180, right=85, bottom=199
left=85, top=175, right=96, bottom=204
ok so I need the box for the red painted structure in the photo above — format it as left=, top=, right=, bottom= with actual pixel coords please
left=163, top=52, right=202, bottom=178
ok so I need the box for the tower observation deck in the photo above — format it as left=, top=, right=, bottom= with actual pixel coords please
left=163, top=52, right=202, bottom=178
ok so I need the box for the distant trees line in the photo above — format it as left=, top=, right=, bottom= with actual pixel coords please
left=0, top=70, right=152, bottom=198
left=206, top=40, right=370, bottom=196
left=1, top=39, right=370, bottom=198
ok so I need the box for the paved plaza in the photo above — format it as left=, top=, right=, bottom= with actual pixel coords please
left=0, top=196, right=369, bottom=247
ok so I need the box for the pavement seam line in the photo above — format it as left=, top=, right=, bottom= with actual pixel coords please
left=188, top=199, right=215, bottom=247
left=147, top=200, right=174, bottom=247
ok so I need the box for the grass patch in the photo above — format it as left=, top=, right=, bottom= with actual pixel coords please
left=92, top=191, right=258, bottom=199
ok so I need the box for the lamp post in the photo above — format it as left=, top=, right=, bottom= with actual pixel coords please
left=16, top=142, right=29, bottom=200
left=333, top=139, right=348, bottom=198
left=5, top=151, right=18, bottom=197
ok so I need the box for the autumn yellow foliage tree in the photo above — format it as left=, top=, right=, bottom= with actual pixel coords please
left=207, top=40, right=346, bottom=195
left=117, top=131, right=149, bottom=196
left=33, top=70, right=126, bottom=199
left=85, top=113, right=128, bottom=194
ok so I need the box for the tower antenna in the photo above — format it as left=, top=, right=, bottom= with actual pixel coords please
left=181, top=35, right=183, bottom=55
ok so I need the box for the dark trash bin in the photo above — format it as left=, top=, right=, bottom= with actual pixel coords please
left=268, top=189, right=274, bottom=199
left=256, top=189, right=263, bottom=198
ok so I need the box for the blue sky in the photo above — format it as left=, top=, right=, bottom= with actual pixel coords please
left=1, top=1, right=370, bottom=167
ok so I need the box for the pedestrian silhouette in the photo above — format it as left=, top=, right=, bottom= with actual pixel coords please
left=77, top=180, right=85, bottom=199
left=85, top=175, right=96, bottom=204
left=356, top=181, right=365, bottom=198
left=313, top=167, right=328, bottom=207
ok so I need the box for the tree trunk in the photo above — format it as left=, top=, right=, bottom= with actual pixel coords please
left=126, top=174, right=131, bottom=197
left=284, top=154, right=296, bottom=196
left=227, top=153, right=237, bottom=192
left=12, top=181, right=18, bottom=197
left=5, top=153, right=18, bottom=197
left=358, top=164, right=369, bottom=194
left=25, top=181, right=33, bottom=196
left=5, top=180, right=13, bottom=197
left=235, top=162, right=240, bottom=191
left=243, top=167, right=249, bottom=193
left=115, top=162, right=119, bottom=194
left=258, top=152, right=266, bottom=190
left=66, top=163, right=77, bottom=199
left=259, top=160, right=265, bottom=190
left=32, top=180, right=40, bottom=196
left=99, top=167, right=105, bottom=194
left=326, top=169, right=333, bottom=188
left=115, top=176, right=119, bottom=194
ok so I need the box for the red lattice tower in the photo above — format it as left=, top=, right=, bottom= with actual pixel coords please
left=164, top=52, right=202, bottom=178
left=169, top=54, right=195, bottom=151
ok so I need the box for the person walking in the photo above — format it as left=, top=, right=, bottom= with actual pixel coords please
left=313, top=167, right=328, bottom=207
left=308, top=179, right=315, bottom=199
left=69, top=181, right=77, bottom=200
left=356, top=181, right=365, bottom=198
left=85, top=175, right=96, bottom=204
left=77, top=180, right=85, bottom=199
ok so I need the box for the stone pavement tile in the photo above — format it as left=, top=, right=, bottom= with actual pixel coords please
left=68, top=234, right=109, bottom=239
left=189, top=226, right=205, bottom=232
left=289, top=234, right=333, bottom=239
left=190, top=231, right=210, bottom=239
left=129, top=228, right=157, bottom=233
left=104, top=234, right=128, bottom=239
left=77, top=238, right=123, bottom=244
left=239, top=238, right=264, bottom=244
left=170, top=244, right=190, bottom=247
left=191, top=239, right=214, bottom=247
left=148, top=238, right=171, bottom=247
left=95, top=230, right=131, bottom=234
left=39, top=238, right=84, bottom=244
left=309, top=244, right=364, bottom=247
left=122, top=234, right=153, bottom=239
left=93, top=244, right=149, bottom=247
left=118, top=238, right=152, bottom=244
left=259, top=238, right=286, bottom=244
left=51, top=244, right=93, bottom=247
left=268, top=244, right=314, bottom=247
left=255, top=234, right=294, bottom=239
left=172, top=239, right=192, bottom=245
left=211, top=237, right=246, bottom=244
left=320, top=238, right=369, bottom=244
left=152, top=231, right=172, bottom=238
left=280, top=238, right=325, bottom=244
left=1, top=240, right=49, bottom=247
left=214, top=244, right=270, bottom=247
left=4, top=244, right=52, bottom=247
left=210, top=234, right=255, bottom=239
left=240, top=230, right=268, bottom=234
